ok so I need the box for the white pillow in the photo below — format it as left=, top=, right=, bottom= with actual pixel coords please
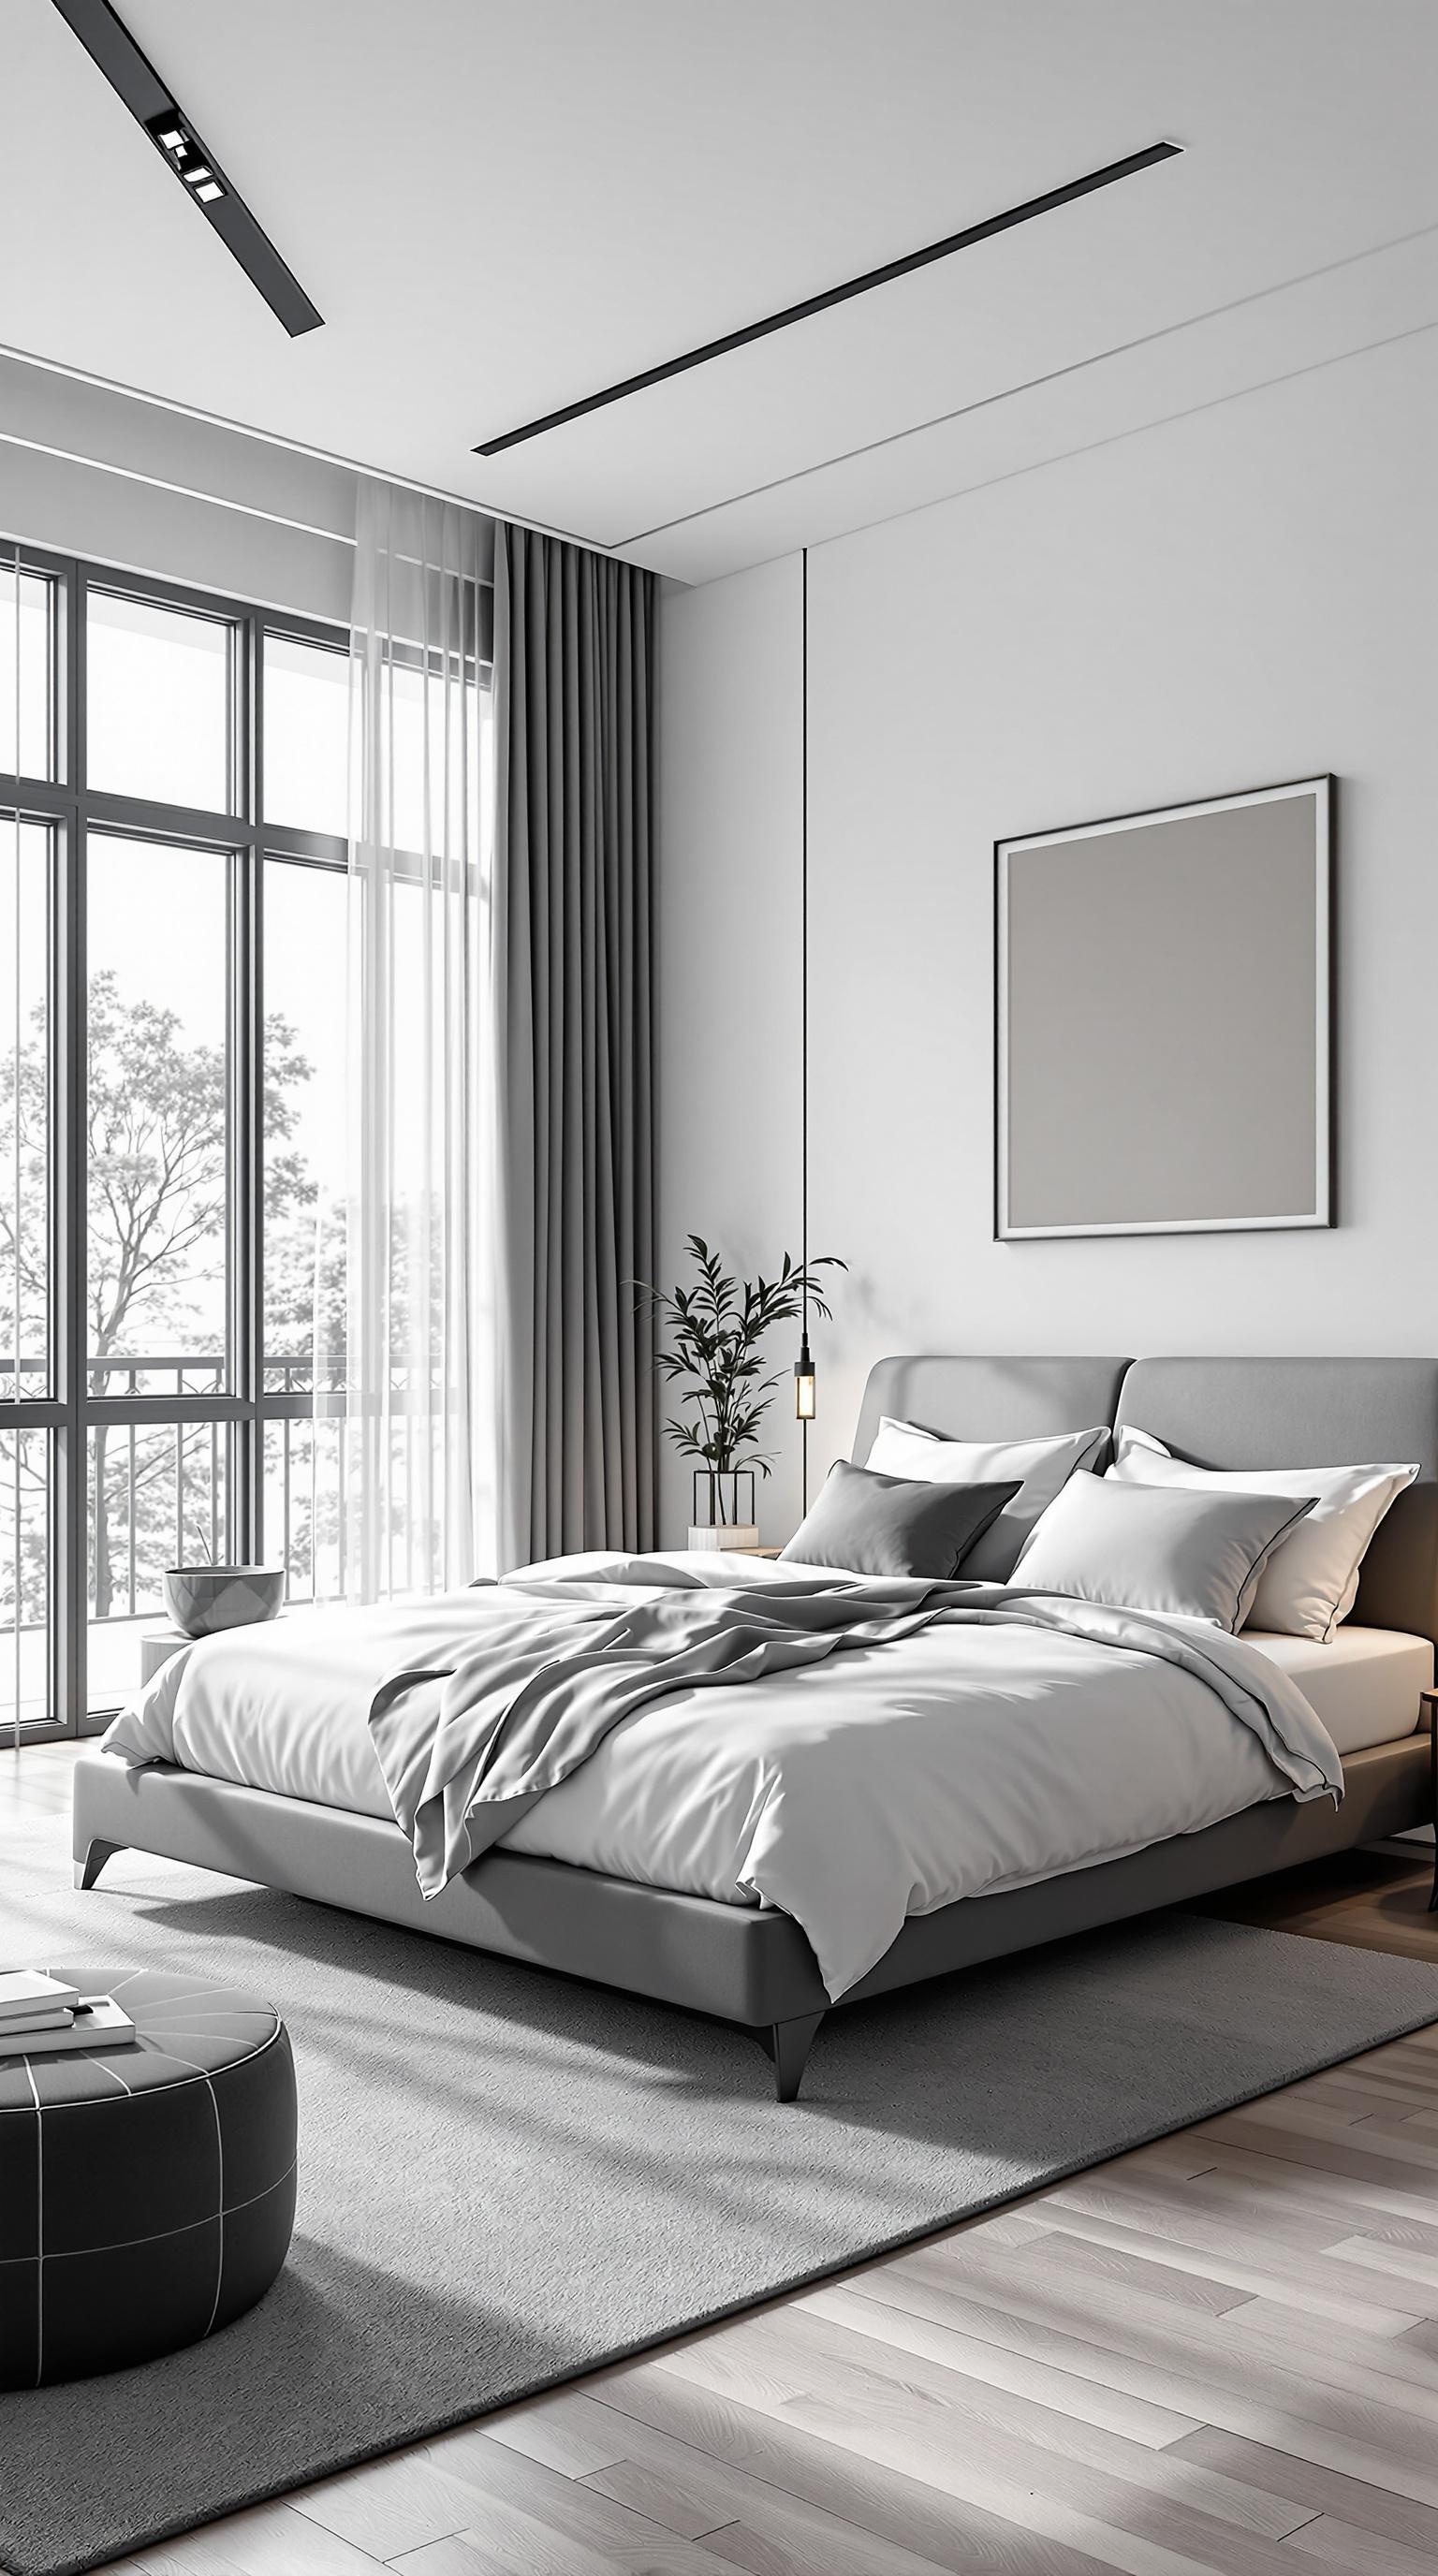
left=1014, top=1470, right=1317, bottom=1632
left=1108, top=1427, right=1418, bottom=1642
left=865, top=1417, right=1108, bottom=1580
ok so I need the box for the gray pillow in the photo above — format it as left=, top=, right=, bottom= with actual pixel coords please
left=781, top=1460, right=1022, bottom=1579
left=1013, top=1470, right=1318, bottom=1631
left=863, top=1418, right=1110, bottom=1579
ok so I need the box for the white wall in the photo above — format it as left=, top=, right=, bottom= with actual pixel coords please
left=656, top=329, right=1438, bottom=1547
left=654, top=556, right=804, bottom=1542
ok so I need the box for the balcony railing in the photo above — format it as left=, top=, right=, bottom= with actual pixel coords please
left=2, top=1349, right=448, bottom=1725
left=85, top=1353, right=356, bottom=1615
left=0, top=1352, right=357, bottom=1645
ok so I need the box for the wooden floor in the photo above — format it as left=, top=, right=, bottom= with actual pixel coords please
left=12, top=1752, right=1438, bottom=2576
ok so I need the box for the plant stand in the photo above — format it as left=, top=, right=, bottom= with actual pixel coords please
left=689, top=1469, right=758, bottom=1552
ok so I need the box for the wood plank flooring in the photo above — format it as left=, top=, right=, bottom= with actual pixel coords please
left=9, top=1747, right=1438, bottom=2576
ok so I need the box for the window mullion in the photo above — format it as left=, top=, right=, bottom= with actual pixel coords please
left=233, top=607, right=262, bottom=1565
left=57, top=557, right=87, bottom=1733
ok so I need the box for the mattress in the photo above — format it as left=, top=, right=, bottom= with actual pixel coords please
left=1240, top=1624, right=1431, bottom=1755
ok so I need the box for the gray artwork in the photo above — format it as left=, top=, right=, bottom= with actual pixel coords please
left=996, top=777, right=1331, bottom=1238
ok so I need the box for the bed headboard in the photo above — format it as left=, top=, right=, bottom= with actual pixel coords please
left=851, top=1352, right=1438, bottom=1647
left=1115, top=1358, right=1438, bottom=1647
left=851, top=1357, right=1132, bottom=1469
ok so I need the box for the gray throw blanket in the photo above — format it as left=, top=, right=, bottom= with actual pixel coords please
left=367, top=1567, right=1342, bottom=1899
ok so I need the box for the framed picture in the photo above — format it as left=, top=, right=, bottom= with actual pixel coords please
left=995, top=775, right=1331, bottom=1240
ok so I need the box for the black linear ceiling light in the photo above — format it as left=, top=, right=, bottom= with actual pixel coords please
left=474, top=139, right=1181, bottom=457
left=50, top=0, right=323, bottom=337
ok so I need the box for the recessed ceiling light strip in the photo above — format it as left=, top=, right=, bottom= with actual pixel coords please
left=49, top=0, right=323, bottom=338
left=474, top=139, right=1181, bottom=457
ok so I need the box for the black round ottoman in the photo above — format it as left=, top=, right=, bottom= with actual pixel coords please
left=0, top=1968, right=296, bottom=2388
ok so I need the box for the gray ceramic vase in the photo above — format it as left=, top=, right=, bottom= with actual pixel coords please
left=162, top=1565, right=285, bottom=1641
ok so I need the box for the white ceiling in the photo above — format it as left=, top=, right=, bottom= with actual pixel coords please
left=2, top=0, right=1435, bottom=583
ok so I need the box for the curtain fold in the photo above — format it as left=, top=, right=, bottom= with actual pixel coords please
left=341, top=482, right=494, bottom=1598
left=492, top=524, right=655, bottom=1569
left=338, top=497, right=654, bottom=1593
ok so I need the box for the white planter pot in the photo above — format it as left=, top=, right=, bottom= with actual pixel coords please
left=686, top=1523, right=760, bottom=1552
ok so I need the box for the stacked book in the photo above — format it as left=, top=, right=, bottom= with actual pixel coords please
left=0, top=1969, right=136, bottom=2059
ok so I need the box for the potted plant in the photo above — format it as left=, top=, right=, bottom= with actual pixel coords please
left=647, top=1235, right=844, bottom=1547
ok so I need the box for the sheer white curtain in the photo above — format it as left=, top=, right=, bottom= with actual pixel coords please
left=338, top=482, right=500, bottom=1599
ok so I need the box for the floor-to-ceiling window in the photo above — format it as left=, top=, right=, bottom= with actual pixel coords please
left=0, top=543, right=352, bottom=1736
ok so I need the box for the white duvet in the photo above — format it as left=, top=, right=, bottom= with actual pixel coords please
left=102, top=1550, right=1343, bottom=2001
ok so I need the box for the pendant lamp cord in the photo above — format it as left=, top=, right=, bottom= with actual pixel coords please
left=800, top=546, right=810, bottom=1512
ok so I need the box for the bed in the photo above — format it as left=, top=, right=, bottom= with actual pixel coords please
left=72, top=1356, right=1438, bottom=2099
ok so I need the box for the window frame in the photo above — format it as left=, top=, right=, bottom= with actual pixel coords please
left=0, top=537, right=349, bottom=1734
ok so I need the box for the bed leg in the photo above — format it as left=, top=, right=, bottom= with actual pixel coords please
left=74, top=1838, right=123, bottom=1892
left=759, top=2012, right=826, bottom=2102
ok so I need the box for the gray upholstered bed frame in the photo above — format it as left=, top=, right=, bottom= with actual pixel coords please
left=73, top=1357, right=1438, bottom=2100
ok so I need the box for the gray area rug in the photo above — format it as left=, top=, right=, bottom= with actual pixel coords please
left=5, top=1796, right=1438, bottom=2576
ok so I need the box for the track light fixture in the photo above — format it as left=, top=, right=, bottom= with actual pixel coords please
left=50, top=0, right=323, bottom=337
left=146, top=112, right=226, bottom=203
left=474, top=142, right=1182, bottom=457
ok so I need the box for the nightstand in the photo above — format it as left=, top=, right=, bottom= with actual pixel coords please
left=139, top=1628, right=190, bottom=1687
left=1418, top=1690, right=1438, bottom=1911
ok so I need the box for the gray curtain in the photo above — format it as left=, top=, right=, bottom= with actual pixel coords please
left=492, top=522, right=656, bottom=1567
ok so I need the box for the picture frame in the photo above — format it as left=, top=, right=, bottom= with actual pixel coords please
left=994, top=775, right=1332, bottom=1241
